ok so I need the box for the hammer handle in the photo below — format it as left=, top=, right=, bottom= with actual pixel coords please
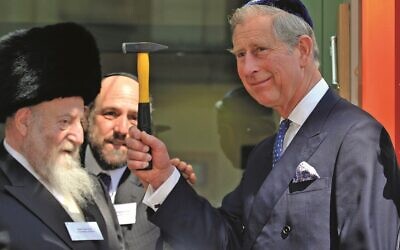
left=137, top=52, right=153, bottom=170
left=138, top=53, right=150, bottom=103
left=138, top=103, right=153, bottom=170
left=138, top=103, right=152, bottom=134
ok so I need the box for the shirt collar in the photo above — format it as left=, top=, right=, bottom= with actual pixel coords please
left=287, top=78, right=329, bottom=126
left=3, top=139, right=67, bottom=205
left=3, top=139, right=42, bottom=181
left=84, top=146, right=126, bottom=191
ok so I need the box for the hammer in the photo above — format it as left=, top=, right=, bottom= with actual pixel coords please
left=122, top=42, right=168, bottom=170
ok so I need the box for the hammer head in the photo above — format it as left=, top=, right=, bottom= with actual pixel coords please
left=122, top=42, right=168, bottom=54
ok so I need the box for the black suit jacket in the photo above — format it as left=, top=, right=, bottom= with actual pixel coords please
left=149, top=89, right=400, bottom=250
left=83, top=146, right=166, bottom=250
left=0, top=144, right=124, bottom=250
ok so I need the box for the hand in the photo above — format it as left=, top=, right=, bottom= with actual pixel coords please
left=126, top=126, right=174, bottom=189
left=170, top=158, right=196, bottom=185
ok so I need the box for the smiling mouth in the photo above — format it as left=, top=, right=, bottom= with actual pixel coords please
left=249, top=76, right=271, bottom=86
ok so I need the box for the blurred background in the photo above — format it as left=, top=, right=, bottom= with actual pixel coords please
left=0, top=0, right=398, bottom=205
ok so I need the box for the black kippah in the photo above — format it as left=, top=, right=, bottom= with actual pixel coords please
left=245, top=0, right=314, bottom=28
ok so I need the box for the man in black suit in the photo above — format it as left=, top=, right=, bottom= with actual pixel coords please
left=83, top=72, right=194, bottom=250
left=125, top=1, right=400, bottom=249
left=0, top=22, right=123, bottom=249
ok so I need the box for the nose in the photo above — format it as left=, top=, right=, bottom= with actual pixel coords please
left=67, top=120, right=84, bottom=145
left=239, top=54, right=259, bottom=77
left=114, top=115, right=130, bottom=136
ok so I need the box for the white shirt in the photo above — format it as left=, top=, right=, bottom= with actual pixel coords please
left=283, top=78, right=329, bottom=152
left=3, top=140, right=85, bottom=221
left=143, top=78, right=329, bottom=211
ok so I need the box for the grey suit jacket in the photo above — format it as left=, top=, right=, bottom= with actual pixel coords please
left=0, top=144, right=124, bottom=250
left=148, top=89, right=400, bottom=250
left=115, top=169, right=166, bottom=250
left=84, top=146, right=165, bottom=250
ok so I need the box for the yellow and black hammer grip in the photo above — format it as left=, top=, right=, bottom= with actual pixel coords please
left=122, top=42, right=168, bottom=170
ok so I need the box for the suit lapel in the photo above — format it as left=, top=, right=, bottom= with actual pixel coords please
left=89, top=175, right=124, bottom=249
left=114, top=168, right=144, bottom=204
left=0, top=146, right=74, bottom=249
left=84, top=146, right=143, bottom=204
left=82, top=192, right=110, bottom=247
left=245, top=90, right=340, bottom=248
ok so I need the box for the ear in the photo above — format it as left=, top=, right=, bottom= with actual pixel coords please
left=14, top=108, right=32, bottom=136
left=297, top=35, right=313, bottom=67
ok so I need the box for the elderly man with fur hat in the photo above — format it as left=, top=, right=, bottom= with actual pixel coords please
left=0, top=22, right=124, bottom=250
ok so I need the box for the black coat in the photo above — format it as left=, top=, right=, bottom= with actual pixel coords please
left=0, top=144, right=124, bottom=250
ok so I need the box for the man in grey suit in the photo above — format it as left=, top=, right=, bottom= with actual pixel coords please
left=125, top=1, right=400, bottom=249
left=83, top=73, right=195, bottom=250
left=0, top=23, right=123, bottom=249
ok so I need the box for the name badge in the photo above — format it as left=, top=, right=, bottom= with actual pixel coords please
left=65, top=222, right=104, bottom=241
left=114, top=203, right=136, bottom=225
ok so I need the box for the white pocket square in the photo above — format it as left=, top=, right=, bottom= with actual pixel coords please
left=292, top=161, right=320, bottom=183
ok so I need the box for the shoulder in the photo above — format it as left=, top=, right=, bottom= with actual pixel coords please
left=324, top=96, right=383, bottom=136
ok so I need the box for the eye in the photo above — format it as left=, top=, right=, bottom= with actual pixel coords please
left=230, top=48, right=245, bottom=59
left=128, top=114, right=138, bottom=125
left=58, top=118, right=70, bottom=130
left=235, top=51, right=246, bottom=59
left=102, top=111, right=118, bottom=120
left=255, top=47, right=268, bottom=54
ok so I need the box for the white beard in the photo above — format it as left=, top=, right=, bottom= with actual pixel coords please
left=23, top=131, right=95, bottom=208
left=44, top=151, right=95, bottom=208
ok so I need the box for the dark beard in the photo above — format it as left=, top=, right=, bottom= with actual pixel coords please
left=88, top=143, right=126, bottom=171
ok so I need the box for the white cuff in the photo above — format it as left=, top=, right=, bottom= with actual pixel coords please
left=143, top=168, right=180, bottom=211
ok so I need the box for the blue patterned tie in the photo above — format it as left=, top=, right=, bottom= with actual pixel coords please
left=272, top=119, right=291, bottom=166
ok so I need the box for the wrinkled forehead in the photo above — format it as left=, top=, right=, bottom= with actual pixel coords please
left=232, top=15, right=277, bottom=49
left=231, top=5, right=282, bottom=31
left=32, top=96, right=84, bottom=117
left=93, top=76, right=139, bottom=110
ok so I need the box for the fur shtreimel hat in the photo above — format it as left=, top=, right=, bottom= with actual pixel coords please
left=245, top=0, right=314, bottom=28
left=0, top=22, right=101, bottom=122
